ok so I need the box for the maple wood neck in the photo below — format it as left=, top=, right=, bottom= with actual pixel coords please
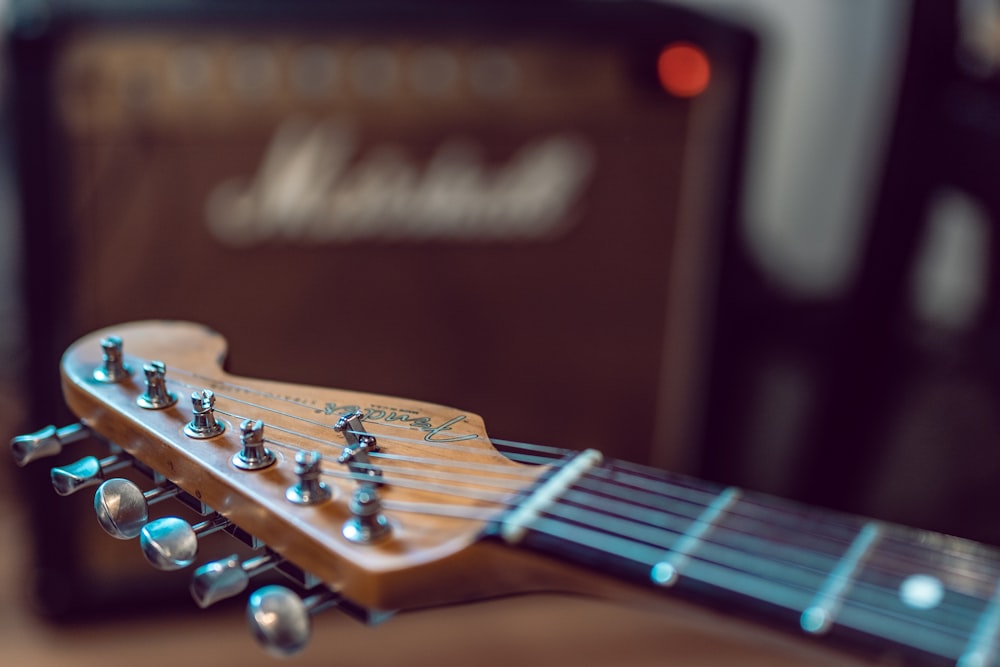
left=44, top=321, right=1000, bottom=663
left=491, top=453, right=1000, bottom=666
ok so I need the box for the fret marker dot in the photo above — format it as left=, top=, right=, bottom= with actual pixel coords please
left=650, top=562, right=677, bottom=586
left=900, top=574, right=944, bottom=610
left=800, top=606, right=831, bottom=634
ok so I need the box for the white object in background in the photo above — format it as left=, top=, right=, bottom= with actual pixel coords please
left=666, top=0, right=910, bottom=297
left=911, top=189, right=991, bottom=333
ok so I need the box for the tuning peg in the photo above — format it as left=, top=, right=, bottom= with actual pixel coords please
left=342, top=484, right=391, bottom=544
left=231, top=419, right=275, bottom=470
left=50, top=453, right=131, bottom=496
left=190, top=552, right=283, bottom=608
left=136, top=361, right=177, bottom=409
left=10, top=423, right=91, bottom=467
left=92, top=335, right=132, bottom=383
left=285, top=450, right=331, bottom=505
left=184, top=389, right=225, bottom=439
left=139, top=515, right=230, bottom=571
left=246, top=585, right=341, bottom=657
left=94, top=478, right=181, bottom=539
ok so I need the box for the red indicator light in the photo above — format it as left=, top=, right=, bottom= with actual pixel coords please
left=658, top=42, right=711, bottom=98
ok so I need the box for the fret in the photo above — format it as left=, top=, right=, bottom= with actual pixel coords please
left=959, top=581, right=1000, bottom=667
left=649, top=486, right=740, bottom=587
left=800, top=522, right=881, bottom=635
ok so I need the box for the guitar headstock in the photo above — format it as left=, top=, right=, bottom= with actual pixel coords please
left=45, top=321, right=550, bottom=631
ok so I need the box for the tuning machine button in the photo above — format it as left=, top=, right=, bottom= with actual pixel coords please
left=137, top=361, right=178, bottom=409
left=94, top=478, right=181, bottom=539
left=246, top=585, right=341, bottom=657
left=191, top=552, right=282, bottom=608
left=93, top=335, right=133, bottom=383
left=139, top=514, right=231, bottom=570
left=184, top=389, right=225, bottom=439
left=10, top=423, right=91, bottom=467
left=232, top=419, right=275, bottom=470
left=50, top=453, right=131, bottom=496
left=286, top=451, right=331, bottom=505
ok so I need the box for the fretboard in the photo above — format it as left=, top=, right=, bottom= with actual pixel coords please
left=493, top=453, right=1000, bottom=666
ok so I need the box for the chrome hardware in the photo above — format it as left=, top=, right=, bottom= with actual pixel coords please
left=285, top=450, right=331, bottom=505
left=232, top=419, right=275, bottom=470
left=139, top=514, right=230, bottom=571
left=10, top=423, right=91, bottom=467
left=191, top=552, right=282, bottom=608
left=334, top=410, right=378, bottom=451
left=183, top=389, right=225, bottom=439
left=94, top=478, right=181, bottom=539
left=334, top=410, right=382, bottom=483
left=93, top=335, right=132, bottom=383
left=136, top=361, right=177, bottom=409
left=247, top=585, right=341, bottom=657
left=342, top=484, right=391, bottom=544
left=50, top=453, right=131, bottom=496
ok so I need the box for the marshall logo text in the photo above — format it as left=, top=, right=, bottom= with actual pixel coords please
left=205, top=117, right=595, bottom=245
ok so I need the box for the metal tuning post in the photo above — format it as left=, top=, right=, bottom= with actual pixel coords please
left=190, top=552, right=283, bottom=608
left=334, top=410, right=382, bottom=483
left=247, top=585, right=341, bottom=657
left=50, top=453, right=131, bottom=496
left=94, top=478, right=181, bottom=539
left=342, top=484, right=391, bottom=544
left=285, top=451, right=331, bottom=505
left=232, top=419, right=275, bottom=470
left=10, top=423, right=91, bottom=467
left=92, top=335, right=132, bottom=383
left=183, top=389, right=225, bottom=439
left=139, top=514, right=231, bottom=571
left=136, top=361, right=177, bottom=409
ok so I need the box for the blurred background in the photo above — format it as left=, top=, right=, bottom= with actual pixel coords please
left=1, top=0, right=998, bottom=663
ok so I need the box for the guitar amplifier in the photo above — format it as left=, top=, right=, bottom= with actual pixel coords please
left=6, top=0, right=755, bottom=617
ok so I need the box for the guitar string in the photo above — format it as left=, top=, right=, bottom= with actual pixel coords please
left=312, top=461, right=977, bottom=655
left=172, top=367, right=563, bottom=460
left=522, top=516, right=967, bottom=661
left=583, top=464, right=1000, bottom=591
left=165, top=362, right=989, bottom=550
left=599, top=461, right=1000, bottom=592
left=172, top=370, right=1000, bottom=616
left=281, top=429, right=1000, bottom=597
left=169, top=368, right=990, bottom=564
left=561, top=476, right=1000, bottom=628
left=251, top=418, right=991, bottom=638
left=161, top=360, right=924, bottom=568
left=194, top=381, right=548, bottom=464
left=166, top=366, right=999, bottom=578
left=156, top=371, right=1000, bottom=629
left=164, top=371, right=1000, bottom=612
left=111, top=362, right=984, bottom=656
left=262, top=435, right=517, bottom=504
left=586, top=460, right=1000, bottom=585
left=391, top=463, right=993, bottom=635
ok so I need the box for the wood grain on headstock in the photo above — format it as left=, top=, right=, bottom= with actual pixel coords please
left=60, top=320, right=552, bottom=611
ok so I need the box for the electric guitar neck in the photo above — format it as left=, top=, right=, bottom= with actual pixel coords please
left=10, top=321, right=999, bottom=665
